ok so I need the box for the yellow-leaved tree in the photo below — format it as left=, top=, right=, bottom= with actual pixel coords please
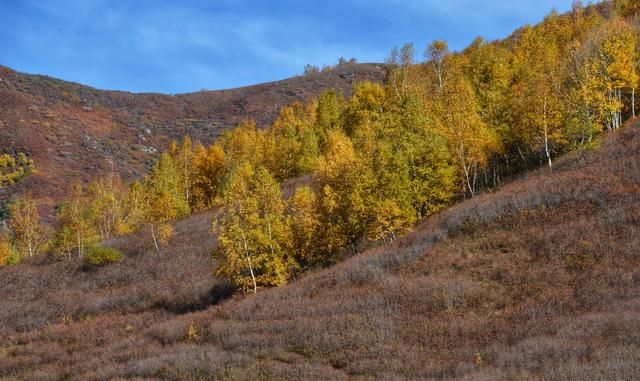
left=263, top=102, right=318, bottom=180
left=287, top=185, right=322, bottom=267
left=0, top=232, right=17, bottom=266
left=576, top=19, right=638, bottom=131
left=510, top=24, right=567, bottom=170
left=214, top=163, right=294, bottom=293
left=316, top=131, right=374, bottom=252
left=190, top=142, right=226, bottom=210
left=53, top=182, right=99, bottom=258
left=8, top=193, right=48, bottom=258
left=438, top=57, right=502, bottom=196
left=0, top=152, right=36, bottom=188
left=169, top=136, right=195, bottom=207
left=145, top=152, right=189, bottom=251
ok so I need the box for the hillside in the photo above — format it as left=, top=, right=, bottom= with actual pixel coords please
left=0, top=64, right=385, bottom=207
left=1, top=118, right=638, bottom=380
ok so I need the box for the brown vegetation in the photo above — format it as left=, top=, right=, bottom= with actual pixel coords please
left=1, top=117, right=638, bottom=380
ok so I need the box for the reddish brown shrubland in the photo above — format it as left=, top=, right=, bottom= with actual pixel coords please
left=1, top=122, right=640, bottom=380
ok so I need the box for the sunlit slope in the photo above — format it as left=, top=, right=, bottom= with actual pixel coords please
left=2, top=120, right=638, bottom=380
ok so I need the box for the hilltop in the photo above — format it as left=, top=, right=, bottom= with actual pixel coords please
left=0, top=63, right=385, bottom=207
left=0, top=117, right=638, bottom=380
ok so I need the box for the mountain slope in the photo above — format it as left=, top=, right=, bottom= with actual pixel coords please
left=1, top=120, right=639, bottom=380
left=0, top=64, right=385, bottom=207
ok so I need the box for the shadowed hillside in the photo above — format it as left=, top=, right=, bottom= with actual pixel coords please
left=1, top=118, right=638, bottom=380
left=0, top=64, right=385, bottom=208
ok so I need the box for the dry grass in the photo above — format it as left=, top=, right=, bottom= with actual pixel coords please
left=1, top=121, right=640, bottom=380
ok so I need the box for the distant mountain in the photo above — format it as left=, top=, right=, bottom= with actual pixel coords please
left=0, top=64, right=385, bottom=209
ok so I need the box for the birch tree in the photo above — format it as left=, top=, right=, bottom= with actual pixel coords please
left=145, top=153, right=187, bottom=251
left=577, top=20, right=638, bottom=131
left=8, top=193, right=47, bottom=258
left=214, top=163, right=293, bottom=293
left=511, top=25, right=567, bottom=170
left=54, top=183, right=99, bottom=258
left=440, top=60, right=501, bottom=196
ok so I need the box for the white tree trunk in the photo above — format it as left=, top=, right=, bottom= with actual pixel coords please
left=543, top=97, right=553, bottom=172
left=633, top=87, right=636, bottom=118
left=77, top=229, right=82, bottom=258
left=241, top=231, right=257, bottom=294
left=459, top=143, right=475, bottom=197
left=151, top=224, right=159, bottom=252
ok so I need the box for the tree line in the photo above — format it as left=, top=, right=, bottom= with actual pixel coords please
left=1, top=1, right=638, bottom=292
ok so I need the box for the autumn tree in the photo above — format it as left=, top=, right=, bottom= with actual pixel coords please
left=425, top=40, right=450, bottom=95
left=0, top=152, right=36, bottom=188
left=0, top=232, right=16, bottom=266
left=190, top=143, right=226, bottom=210
left=119, top=180, right=147, bottom=234
left=53, top=182, right=99, bottom=258
left=169, top=136, right=195, bottom=206
left=437, top=57, right=502, bottom=196
left=510, top=24, right=567, bottom=170
left=264, top=102, right=319, bottom=180
left=8, top=193, right=48, bottom=258
left=303, top=64, right=320, bottom=75
left=145, top=153, right=188, bottom=251
left=287, top=186, right=322, bottom=267
left=87, top=170, right=126, bottom=240
left=343, top=81, right=386, bottom=140
left=395, top=95, right=456, bottom=218
left=462, top=38, right=512, bottom=151
left=315, top=89, right=345, bottom=147
left=575, top=19, right=638, bottom=131
left=316, top=131, right=374, bottom=251
left=614, top=0, right=640, bottom=18
left=386, top=43, right=416, bottom=101
left=219, top=119, right=265, bottom=169
left=214, top=163, right=294, bottom=293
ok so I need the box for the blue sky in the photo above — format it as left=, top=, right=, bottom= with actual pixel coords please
left=0, top=0, right=575, bottom=94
